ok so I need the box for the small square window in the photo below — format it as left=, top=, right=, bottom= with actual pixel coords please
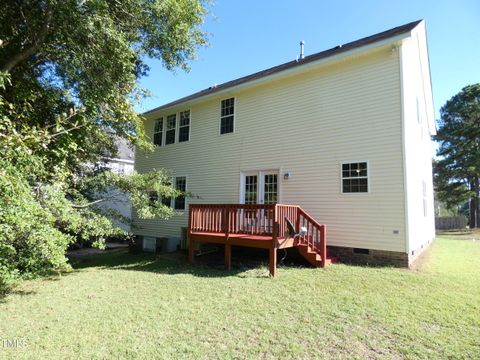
left=342, top=162, right=368, bottom=193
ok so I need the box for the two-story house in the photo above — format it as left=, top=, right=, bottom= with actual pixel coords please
left=133, top=20, right=436, bottom=270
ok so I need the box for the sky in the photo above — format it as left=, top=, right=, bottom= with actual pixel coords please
left=137, top=0, right=480, bottom=120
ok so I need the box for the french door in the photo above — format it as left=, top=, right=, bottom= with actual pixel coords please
left=241, top=170, right=279, bottom=205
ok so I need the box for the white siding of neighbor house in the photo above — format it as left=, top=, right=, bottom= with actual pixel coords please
left=400, top=22, right=436, bottom=256
left=134, top=43, right=408, bottom=252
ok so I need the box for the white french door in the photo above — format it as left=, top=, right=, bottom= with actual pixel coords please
left=241, top=170, right=279, bottom=205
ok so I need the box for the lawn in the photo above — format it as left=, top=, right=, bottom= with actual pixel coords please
left=1, top=234, right=479, bottom=359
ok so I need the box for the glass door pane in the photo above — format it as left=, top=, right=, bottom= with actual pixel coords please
left=263, top=173, right=278, bottom=204
left=244, top=175, right=258, bottom=204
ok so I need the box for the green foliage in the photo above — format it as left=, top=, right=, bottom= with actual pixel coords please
left=434, top=84, right=480, bottom=225
left=0, top=1, right=209, bottom=289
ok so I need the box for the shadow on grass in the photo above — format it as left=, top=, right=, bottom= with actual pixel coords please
left=0, top=287, right=37, bottom=303
left=70, top=248, right=269, bottom=278
left=436, top=229, right=480, bottom=240
left=69, top=247, right=314, bottom=279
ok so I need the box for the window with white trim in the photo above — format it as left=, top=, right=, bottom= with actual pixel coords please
left=220, top=98, right=234, bottom=134
left=166, top=114, right=176, bottom=145
left=174, top=176, right=187, bottom=210
left=179, top=110, right=190, bottom=142
left=153, top=118, right=163, bottom=146
left=244, top=175, right=257, bottom=204
left=342, top=162, right=368, bottom=193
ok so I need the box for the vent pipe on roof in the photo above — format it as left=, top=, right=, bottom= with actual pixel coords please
left=299, top=40, right=305, bottom=60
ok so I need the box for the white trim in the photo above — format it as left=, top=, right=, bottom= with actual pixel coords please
left=172, top=175, right=188, bottom=211
left=178, top=109, right=191, bottom=143
left=340, top=161, right=370, bottom=194
left=219, top=97, right=236, bottom=136
left=399, top=43, right=410, bottom=254
left=239, top=169, right=280, bottom=204
left=165, top=113, right=177, bottom=146
left=153, top=117, right=164, bottom=147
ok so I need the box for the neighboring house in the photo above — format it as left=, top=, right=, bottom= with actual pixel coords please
left=133, top=20, right=436, bottom=266
left=98, top=137, right=135, bottom=232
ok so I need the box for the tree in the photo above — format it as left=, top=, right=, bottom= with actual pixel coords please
left=434, top=84, right=480, bottom=227
left=0, top=0, right=209, bottom=290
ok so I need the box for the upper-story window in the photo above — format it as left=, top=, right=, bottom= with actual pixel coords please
left=220, top=98, right=235, bottom=134
left=166, top=114, right=176, bottom=145
left=342, top=162, right=368, bottom=193
left=153, top=118, right=163, bottom=146
left=179, top=110, right=190, bottom=142
left=153, top=111, right=191, bottom=146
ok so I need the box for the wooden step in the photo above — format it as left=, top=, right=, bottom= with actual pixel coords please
left=297, top=244, right=323, bottom=267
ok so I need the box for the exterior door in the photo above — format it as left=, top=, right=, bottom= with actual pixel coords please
left=241, top=171, right=278, bottom=204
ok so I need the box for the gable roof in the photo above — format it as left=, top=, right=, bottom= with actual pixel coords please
left=144, top=20, right=422, bottom=115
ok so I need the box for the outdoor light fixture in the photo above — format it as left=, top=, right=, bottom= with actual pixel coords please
left=283, top=172, right=290, bottom=180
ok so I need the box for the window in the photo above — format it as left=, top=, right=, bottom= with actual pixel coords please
left=244, top=175, right=258, bottom=204
left=342, top=162, right=368, bottom=193
left=220, top=98, right=234, bottom=134
left=179, top=110, right=190, bottom=142
left=174, top=176, right=187, bottom=210
left=153, top=118, right=163, bottom=146
left=166, top=114, right=176, bottom=145
left=263, top=174, right=278, bottom=204
left=149, top=191, right=158, bottom=206
left=161, top=177, right=173, bottom=207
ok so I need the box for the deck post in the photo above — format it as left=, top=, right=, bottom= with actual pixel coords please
left=320, top=224, right=327, bottom=267
left=225, top=243, right=232, bottom=270
left=269, top=247, right=277, bottom=277
left=188, top=205, right=194, bottom=264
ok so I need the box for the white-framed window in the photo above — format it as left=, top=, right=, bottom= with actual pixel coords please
left=174, top=176, right=187, bottom=210
left=179, top=110, right=190, bottom=142
left=220, top=97, right=234, bottom=135
left=152, top=176, right=187, bottom=210
left=153, top=118, right=163, bottom=146
left=152, top=110, right=191, bottom=146
left=342, top=162, right=368, bottom=193
left=240, top=170, right=279, bottom=204
left=165, top=114, right=176, bottom=145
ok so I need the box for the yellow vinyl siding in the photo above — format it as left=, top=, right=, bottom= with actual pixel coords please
left=134, top=45, right=406, bottom=252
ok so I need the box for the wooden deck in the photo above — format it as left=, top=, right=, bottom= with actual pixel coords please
left=188, top=204, right=328, bottom=276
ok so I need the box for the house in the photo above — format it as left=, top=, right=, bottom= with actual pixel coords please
left=133, top=20, right=436, bottom=271
left=96, top=137, right=135, bottom=232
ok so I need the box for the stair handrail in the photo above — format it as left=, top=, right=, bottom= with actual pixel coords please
left=296, top=207, right=327, bottom=266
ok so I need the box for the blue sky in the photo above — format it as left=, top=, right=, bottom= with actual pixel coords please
left=138, top=0, right=480, bottom=120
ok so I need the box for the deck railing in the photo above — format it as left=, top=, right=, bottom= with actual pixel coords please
left=189, top=204, right=326, bottom=254
left=296, top=207, right=327, bottom=261
left=189, top=204, right=276, bottom=236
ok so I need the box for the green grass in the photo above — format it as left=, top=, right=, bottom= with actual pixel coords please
left=1, top=235, right=479, bottom=359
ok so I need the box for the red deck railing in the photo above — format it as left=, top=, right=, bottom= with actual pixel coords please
left=188, top=204, right=327, bottom=275
left=189, top=204, right=326, bottom=255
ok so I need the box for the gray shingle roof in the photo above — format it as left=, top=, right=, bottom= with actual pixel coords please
left=144, top=20, right=421, bottom=115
